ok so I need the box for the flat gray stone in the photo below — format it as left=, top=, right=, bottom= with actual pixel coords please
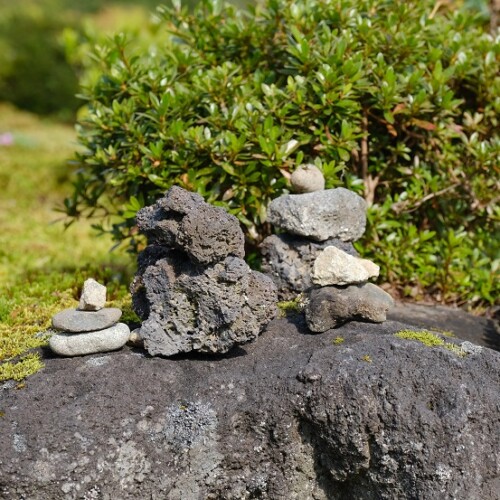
left=78, top=278, right=107, bottom=311
left=312, top=245, right=379, bottom=286
left=52, top=308, right=122, bottom=333
left=49, top=323, right=130, bottom=356
left=305, top=283, right=394, bottom=332
left=267, top=188, right=367, bottom=241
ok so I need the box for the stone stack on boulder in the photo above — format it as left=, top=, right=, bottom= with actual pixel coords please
left=130, top=186, right=278, bottom=357
left=49, top=279, right=130, bottom=356
left=262, top=165, right=393, bottom=332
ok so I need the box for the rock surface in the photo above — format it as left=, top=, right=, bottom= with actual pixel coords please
left=48, top=323, right=130, bottom=356
left=306, top=283, right=394, bottom=332
left=131, top=247, right=277, bottom=356
left=261, top=234, right=358, bottom=299
left=136, top=186, right=245, bottom=265
left=290, top=164, right=325, bottom=193
left=267, top=188, right=367, bottom=242
left=78, top=278, right=106, bottom=311
left=312, top=245, right=380, bottom=286
left=1, top=317, right=499, bottom=500
left=51, top=308, right=122, bottom=333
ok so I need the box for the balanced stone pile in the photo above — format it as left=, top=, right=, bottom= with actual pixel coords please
left=49, top=279, right=130, bottom=356
left=262, top=164, right=393, bottom=332
left=130, top=186, right=277, bottom=357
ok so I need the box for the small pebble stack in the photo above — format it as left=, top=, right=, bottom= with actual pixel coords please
left=262, top=163, right=393, bottom=332
left=49, top=279, right=130, bottom=356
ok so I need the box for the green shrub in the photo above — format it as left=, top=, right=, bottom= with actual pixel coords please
left=66, top=0, right=499, bottom=307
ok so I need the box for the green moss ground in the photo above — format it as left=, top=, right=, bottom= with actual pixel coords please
left=0, top=104, right=135, bottom=382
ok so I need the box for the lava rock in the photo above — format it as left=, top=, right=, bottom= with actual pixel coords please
left=290, top=164, right=325, bottom=193
left=267, top=188, right=367, bottom=242
left=131, top=252, right=277, bottom=356
left=261, top=233, right=358, bottom=299
left=305, top=283, right=394, bottom=332
left=78, top=278, right=106, bottom=311
left=312, top=245, right=380, bottom=286
left=49, top=323, right=130, bottom=356
left=52, top=308, right=122, bottom=333
left=136, top=186, right=245, bottom=265
left=1, top=317, right=499, bottom=499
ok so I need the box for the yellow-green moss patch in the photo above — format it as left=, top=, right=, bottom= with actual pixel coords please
left=395, top=329, right=466, bottom=357
left=332, top=336, right=345, bottom=345
left=277, top=295, right=304, bottom=318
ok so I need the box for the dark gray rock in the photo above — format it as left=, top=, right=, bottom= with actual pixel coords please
left=1, top=318, right=499, bottom=499
left=267, top=188, right=367, bottom=242
left=51, top=308, right=122, bottom=333
left=131, top=251, right=277, bottom=356
left=305, top=283, right=394, bottom=332
left=136, top=186, right=245, bottom=265
left=261, top=233, right=358, bottom=300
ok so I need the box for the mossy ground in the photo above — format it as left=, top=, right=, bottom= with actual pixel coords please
left=0, top=104, right=136, bottom=382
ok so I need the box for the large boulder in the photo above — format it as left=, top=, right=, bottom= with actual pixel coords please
left=267, top=188, right=367, bottom=242
left=136, top=186, right=245, bottom=266
left=261, top=233, right=358, bottom=299
left=1, top=317, right=499, bottom=499
left=131, top=247, right=277, bottom=356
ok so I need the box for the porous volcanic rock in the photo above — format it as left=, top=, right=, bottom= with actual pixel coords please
left=135, top=186, right=245, bottom=266
left=1, top=317, right=499, bottom=499
left=261, top=233, right=358, bottom=300
left=131, top=247, right=277, bottom=356
left=305, top=283, right=394, bottom=332
left=267, top=188, right=367, bottom=242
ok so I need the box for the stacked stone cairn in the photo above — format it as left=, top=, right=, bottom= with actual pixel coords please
left=261, top=164, right=394, bottom=333
left=49, top=279, right=130, bottom=356
left=130, top=186, right=278, bottom=357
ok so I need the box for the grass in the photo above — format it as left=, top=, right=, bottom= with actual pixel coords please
left=0, top=103, right=135, bottom=382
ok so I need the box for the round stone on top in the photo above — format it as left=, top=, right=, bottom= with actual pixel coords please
left=52, top=308, right=122, bottom=333
left=290, top=164, right=325, bottom=193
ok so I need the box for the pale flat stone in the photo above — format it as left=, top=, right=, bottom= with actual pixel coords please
left=78, top=278, right=107, bottom=311
left=52, top=308, right=122, bottom=333
left=49, top=323, right=130, bottom=357
left=290, top=164, right=325, bottom=193
left=312, top=246, right=379, bottom=286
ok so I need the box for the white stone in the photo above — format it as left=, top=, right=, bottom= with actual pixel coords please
left=49, top=323, right=130, bottom=357
left=290, top=164, right=325, bottom=193
left=312, top=246, right=379, bottom=286
left=127, top=328, right=144, bottom=348
left=78, top=279, right=107, bottom=311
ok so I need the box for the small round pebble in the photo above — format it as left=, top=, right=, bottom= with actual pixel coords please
left=49, top=322, right=130, bottom=357
left=52, top=308, right=122, bottom=333
left=290, top=164, right=325, bottom=193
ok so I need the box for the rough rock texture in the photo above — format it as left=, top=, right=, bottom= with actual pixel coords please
left=52, top=308, right=122, bottom=333
left=136, top=186, right=245, bottom=265
left=131, top=247, right=277, bottom=356
left=312, top=245, right=380, bottom=286
left=261, top=234, right=358, bottom=299
left=49, top=323, right=130, bottom=356
left=290, top=164, right=325, bottom=193
left=267, top=188, right=367, bottom=242
left=78, top=278, right=106, bottom=311
left=1, top=317, right=499, bottom=500
left=306, top=283, right=394, bottom=332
